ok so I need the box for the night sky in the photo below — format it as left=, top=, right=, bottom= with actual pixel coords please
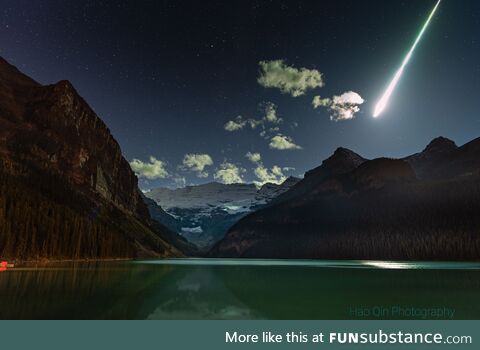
left=1, top=0, right=479, bottom=188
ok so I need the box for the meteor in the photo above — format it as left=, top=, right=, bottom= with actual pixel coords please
left=373, top=0, right=441, bottom=118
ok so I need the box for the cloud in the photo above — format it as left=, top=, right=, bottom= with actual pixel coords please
left=246, top=151, right=295, bottom=186
left=224, top=116, right=263, bottom=132
left=248, top=119, right=263, bottom=129
left=253, top=164, right=287, bottom=187
left=245, top=152, right=262, bottom=163
left=313, top=91, right=365, bottom=121
left=312, top=96, right=332, bottom=109
left=182, top=153, right=213, bottom=178
left=214, top=162, right=246, bottom=184
left=257, top=60, right=324, bottom=97
left=224, top=116, right=247, bottom=131
left=269, top=134, right=302, bottom=150
left=224, top=102, right=281, bottom=134
left=333, top=91, right=364, bottom=105
left=263, top=102, right=282, bottom=124
left=130, top=156, right=169, bottom=180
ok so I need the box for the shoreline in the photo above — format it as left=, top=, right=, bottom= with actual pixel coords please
left=2, top=257, right=134, bottom=265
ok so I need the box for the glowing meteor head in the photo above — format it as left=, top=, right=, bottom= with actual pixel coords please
left=373, top=101, right=385, bottom=118
left=373, top=67, right=404, bottom=118
left=373, top=100, right=389, bottom=118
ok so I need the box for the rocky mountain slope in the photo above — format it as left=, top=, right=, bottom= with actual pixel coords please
left=145, top=178, right=300, bottom=248
left=404, top=136, right=480, bottom=180
left=0, top=57, right=182, bottom=260
left=211, top=137, right=480, bottom=260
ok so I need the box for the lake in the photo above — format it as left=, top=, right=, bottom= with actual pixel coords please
left=1, top=259, right=480, bottom=319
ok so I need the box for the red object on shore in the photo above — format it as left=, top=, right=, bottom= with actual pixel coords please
left=0, top=261, right=8, bottom=272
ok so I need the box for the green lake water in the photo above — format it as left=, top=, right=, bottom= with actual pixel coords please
left=1, top=259, right=480, bottom=320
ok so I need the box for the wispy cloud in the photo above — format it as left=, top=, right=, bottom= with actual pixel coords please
left=130, top=156, right=169, bottom=180
left=269, top=134, right=302, bottom=150
left=258, top=60, right=324, bottom=97
left=313, top=91, right=365, bottom=121
left=224, top=102, right=282, bottom=134
left=182, top=153, right=213, bottom=178
left=214, top=161, right=246, bottom=184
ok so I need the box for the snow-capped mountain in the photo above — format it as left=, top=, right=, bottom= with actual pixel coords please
left=148, top=182, right=258, bottom=212
left=145, top=178, right=300, bottom=249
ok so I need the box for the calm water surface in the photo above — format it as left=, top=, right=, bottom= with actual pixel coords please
left=1, top=259, right=479, bottom=319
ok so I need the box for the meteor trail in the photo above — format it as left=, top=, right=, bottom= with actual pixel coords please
left=373, top=0, right=441, bottom=118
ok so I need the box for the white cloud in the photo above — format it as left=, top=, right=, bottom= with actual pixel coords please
left=269, top=134, right=302, bottom=150
left=253, top=164, right=287, bottom=187
left=271, top=165, right=284, bottom=177
left=130, top=156, right=169, bottom=180
left=182, top=153, right=213, bottom=178
left=214, top=162, right=246, bottom=184
left=263, top=102, right=282, bottom=124
left=245, top=152, right=262, bottom=164
left=224, top=115, right=263, bottom=132
left=224, top=116, right=247, bottom=131
left=257, top=60, right=324, bottom=97
left=313, top=91, right=365, bottom=121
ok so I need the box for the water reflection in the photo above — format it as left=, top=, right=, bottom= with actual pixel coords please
left=0, top=260, right=479, bottom=319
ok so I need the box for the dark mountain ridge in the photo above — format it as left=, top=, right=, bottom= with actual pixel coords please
left=405, top=136, right=480, bottom=180
left=269, top=147, right=366, bottom=205
left=211, top=137, right=480, bottom=261
left=0, top=57, right=182, bottom=260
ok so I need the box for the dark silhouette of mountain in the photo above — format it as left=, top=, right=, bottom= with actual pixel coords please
left=269, top=147, right=366, bottom=205
left=306, top=147, right=367, bottom=179
left=0, top=57, right=183, bottom=260
left=254, top=176, right=301, bottom=205
left=211, top=138, right=480, bottom=261
left=405, top=136, right=480, bottom=180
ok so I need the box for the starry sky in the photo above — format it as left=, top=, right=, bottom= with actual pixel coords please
left=1, top=0, right=479, bottom=188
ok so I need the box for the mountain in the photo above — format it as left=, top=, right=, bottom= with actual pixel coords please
left=254, top=176, right=301, bottom=205
left=405, top=136, right=480, bottom=180
left=269, top=148, right=366, bottom=205
left=145, top=178, right=300, bottom=249
left=142, top=195, right=198, bottom=256
left=0, top=57, right=183, bottom=260
left=147, top=182, right=258, bottom=211
left=211, top=138, right=480, bottom=261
